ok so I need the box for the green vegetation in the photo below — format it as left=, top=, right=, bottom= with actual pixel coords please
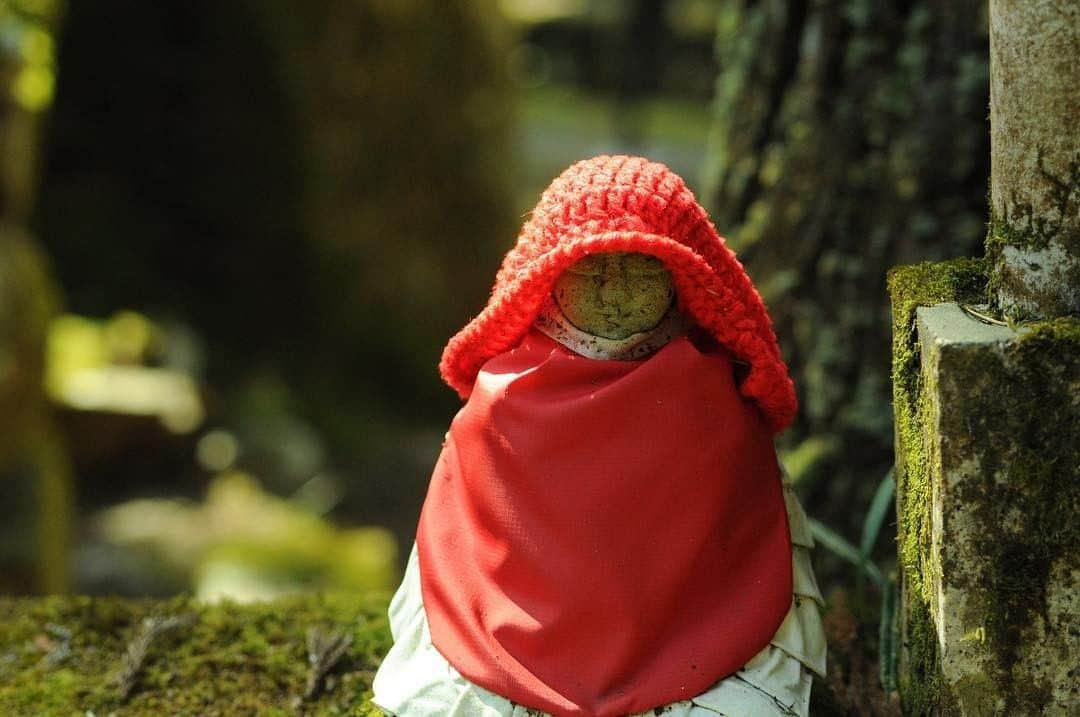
left=887, top=258, right=987, bottom=715
left=888, top=257, right=988, bottom=600
left=96, top=471, right=399, bottom=601
left=0, top=594, right=392, bottom=716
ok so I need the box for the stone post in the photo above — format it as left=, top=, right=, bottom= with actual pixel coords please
left=987, top=0, right=1080, bottom=319
left=889, top=2, right=1080, bottom=712
left=890, top=280, right=1078, bottom=714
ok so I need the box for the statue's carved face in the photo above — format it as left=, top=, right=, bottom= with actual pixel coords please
left=553, top=252, right=674, bottom=340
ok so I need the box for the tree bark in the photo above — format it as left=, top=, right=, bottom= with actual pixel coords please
left=0, top=1, right=73, bottom=593
left=988, top=0, right=1080, bottom=319
left=705, top=0, right=990, bottom=532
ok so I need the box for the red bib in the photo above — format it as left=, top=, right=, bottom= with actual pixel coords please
left=417, top=330, right=792, bottom=717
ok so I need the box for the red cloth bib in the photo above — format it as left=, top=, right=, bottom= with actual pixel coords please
left=417, top=330, right=792, bottom=717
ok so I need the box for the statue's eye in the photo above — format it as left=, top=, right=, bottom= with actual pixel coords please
left=622, top=254, right=667, bottom=277
left=562, top=252, right=667, bottom=278
left=563, top=254, right=604, bottom=277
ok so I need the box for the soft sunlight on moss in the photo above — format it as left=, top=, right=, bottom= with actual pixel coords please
left=0, top=594, right=392, bottom=716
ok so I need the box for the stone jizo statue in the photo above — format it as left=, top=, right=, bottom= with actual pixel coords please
left=373, top=156, right=826, bottom=717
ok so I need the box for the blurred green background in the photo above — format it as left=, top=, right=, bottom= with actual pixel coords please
left=1, top=0, right=988, bottom=658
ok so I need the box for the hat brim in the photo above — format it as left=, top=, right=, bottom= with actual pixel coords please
left=440, top=231, right=795, bottom=432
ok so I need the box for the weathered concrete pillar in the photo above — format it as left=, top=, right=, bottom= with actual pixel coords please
left=889, top=262, right=1080, bottom=715
left=889, top=2, right=1079, bottom=713
left=987, top=0, right=1080, bottom=319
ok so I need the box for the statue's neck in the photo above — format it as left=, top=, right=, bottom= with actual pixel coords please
left=534, top=296, right=692, bottom=361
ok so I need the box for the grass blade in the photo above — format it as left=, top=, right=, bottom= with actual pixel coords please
left=860, top=468, right=896, bottom=558
left=809, top=517, right=886, bottom=588
left=879, top=579, right=900, bottom=694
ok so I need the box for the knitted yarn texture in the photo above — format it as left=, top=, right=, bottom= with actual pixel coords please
left=440, top=155, right=796, bottom=432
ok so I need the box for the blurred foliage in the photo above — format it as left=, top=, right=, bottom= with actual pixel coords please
left=1, top=0, right=57, bottom=112
left=46, top=311, right=158, bottom=380
left=35, top=0, right=515, bottom=424
left=515, top=82, right=712, bottom=209
left=502, top=0, right=718, bottom=100
left=22, top=0, right=518, bottom=578
left=91, top=471, right=397, bottom=602
left=45, top=311, right=203, bottom=433
left=1, top=0, right=60, bottom=219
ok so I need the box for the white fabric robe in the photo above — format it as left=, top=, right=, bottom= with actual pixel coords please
left=372, top=482, right=825, bottom=717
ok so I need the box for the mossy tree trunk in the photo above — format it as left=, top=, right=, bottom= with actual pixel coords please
left=986, top=0, right=1080, bottom=319
left=0, top=1, right=73, bottom=594
left=704, top=0, right=990, bottom=534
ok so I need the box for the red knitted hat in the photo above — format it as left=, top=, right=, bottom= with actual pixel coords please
left=440, top=155, right=796, bottom=432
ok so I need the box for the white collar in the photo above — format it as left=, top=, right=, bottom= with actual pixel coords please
left=533, top=296, right=692, bottom=361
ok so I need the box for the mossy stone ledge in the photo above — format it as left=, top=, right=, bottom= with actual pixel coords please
left=0, top=593, right=392, bottom=716
left=888, top=260, right=1079, bottom=715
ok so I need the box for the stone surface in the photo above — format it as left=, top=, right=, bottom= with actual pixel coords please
left=916, top=303, right=1014, bottom=346
left=903, top=301, right=1079, bottom=715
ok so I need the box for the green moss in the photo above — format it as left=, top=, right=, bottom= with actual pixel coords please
left=985, top=155, right=1080, bottom=319
left=889, top=260, right=1079, bottom=714
left=897, top=597, right=960, bottom=717
left=986, top=212, right=1080, bottom=321
left=986, top=208, right=1065, bottom=256
left=986, top=156, right=1080, bottom=255
left=0, top=593, right=392, bottom=716
left=887, top=258, right=988, bottom=715
left=887, top=258, right=988, bottom=595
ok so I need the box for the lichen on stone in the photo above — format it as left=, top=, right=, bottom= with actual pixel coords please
left=936, top=316, right=1079, bottom=714
left=986, top=156, right=1080, bottom=319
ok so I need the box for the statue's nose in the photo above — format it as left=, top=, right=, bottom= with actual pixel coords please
left=599, top=272, right=630, bottom=307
